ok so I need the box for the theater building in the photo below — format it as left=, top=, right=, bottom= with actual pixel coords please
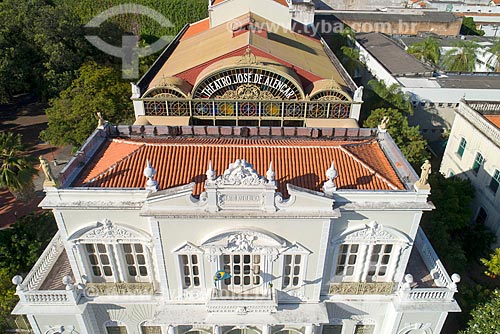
left=130, top=0, right=363, bottom=128
left=12, top=1, right=460, bottom=334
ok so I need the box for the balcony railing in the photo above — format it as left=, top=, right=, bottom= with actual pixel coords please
left=398, top=228, right=459, bottom=302
left=139, top=98, right=355, bottom=121
left=21, top=232, right=64, bottom=291
left=414, top=228, right=452, bottom=287
left=206, top=288, right=278, bottom=314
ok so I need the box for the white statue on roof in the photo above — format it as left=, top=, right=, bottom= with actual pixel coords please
left=323, top=160, right=338, bottom=195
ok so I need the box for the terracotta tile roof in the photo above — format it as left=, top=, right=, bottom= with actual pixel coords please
left=180, top=18, right=210, bottom=41
left=212, top=0, right=288, bottom=6
left=485, top=115, right=500, bottom=129
left=74, top=137, right=404, bottom=196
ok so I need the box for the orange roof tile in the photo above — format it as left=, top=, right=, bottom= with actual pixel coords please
left=180, top=18, right=210, bottom=41
left=74, top=137, right=404, bottom=196
left=212, top=0, right=288, bottom=6
left=485, top=115, right=500, bottom=129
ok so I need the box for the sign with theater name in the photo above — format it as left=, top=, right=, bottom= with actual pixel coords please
left=194, top=69, right=301, bottom=99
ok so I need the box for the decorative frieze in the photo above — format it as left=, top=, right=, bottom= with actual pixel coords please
left=328, top=282, right=395, bottom=295
left=85, top=282, right=155, bottom=296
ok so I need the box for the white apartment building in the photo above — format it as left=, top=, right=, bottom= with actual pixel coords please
left=440, top=100, right=500, bottom=242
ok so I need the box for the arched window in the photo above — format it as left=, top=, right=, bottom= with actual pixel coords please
left=104, top=321, right=128, bottom=334
left=331, top=222, right=410, bottom=283
left=69, top=220, right=153, bottom=283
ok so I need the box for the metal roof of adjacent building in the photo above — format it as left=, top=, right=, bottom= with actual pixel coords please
left=356, top=32, right=434, bottom=77
left=330, top=10, right=459, bottom=23
left=72, top=129, right=405, bottom=196
left=436, top=74, right=500, bottom=89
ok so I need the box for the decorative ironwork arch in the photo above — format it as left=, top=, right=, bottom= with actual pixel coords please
left=310, top=89, right=352, bottom=102
left=143, top=86, right=186, bottom=98
left=192, top=66, right=304, bottom=100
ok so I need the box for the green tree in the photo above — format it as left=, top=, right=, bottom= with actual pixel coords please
left=407, top=36, right=441, bottom=66
left=0, top=0, right=93, bottom=102
left=487, top=39, right=500, bottom=72
left=459, top=289, right=500, bottom=334
left=481, top=248, right=500, bottom=278
left=461, top=17, right=486, bottom=36
left=363, top=108, right=428, bottom=165
left=0, top=133, right=37, bottom=200
left=41, top=61, right=134, bottom=147
left=367, top=79, right=413, bottom=115
left=441, top=40, right=479, bottom=72
left=421, top=173, right=478, bottom=273
left=0, top=268, right=18, bottom=332
left=340, top=46, right=361, bottom=77
left=0, top=212, right=57, bottom=332
left=0, top=212, right=57, bottom=274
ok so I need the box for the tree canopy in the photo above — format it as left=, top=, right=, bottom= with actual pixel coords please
left=0, top=0, right=208, bottom=103
left=421, top=173, right=495, bottom=273
left=441, top=40, right=479, bottom=72
left=0, top=133, right=37, bottom=200
left=487, top=39, right=500, bottom=72
left=363, top=108, right=428, bottom=166
left=41, top=62, right=134, bottom=147
left=459, top=289, right=500, bottom=334
left=367, top=79, right=414, bottom=115
left=0, top=212, right=57, bottom=331
left=407, top=36, right=441, bottom=66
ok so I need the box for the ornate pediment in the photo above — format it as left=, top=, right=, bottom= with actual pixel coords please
left=336, top=222, right=408, bottom=245
left=201, top=229, right=288, bottom=258
left=214, top=159, right=267, bottom=186
left=283, top=242, right=312, bottom=254
left=174, top=242, right=204, bottom=254
left=71, top=220, right=150, bottom=243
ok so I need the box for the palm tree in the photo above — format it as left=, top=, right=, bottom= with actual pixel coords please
left=407, top=36, right=441, bottom=66
left=0, top=132, right=37, bottom=200
left=487, top=38, right=500, bottom=72
left=367, top=79, right=414, bottom=115
left=441, top=40, right=479, bottom=72
left=340, top=46, right=361, bottom=76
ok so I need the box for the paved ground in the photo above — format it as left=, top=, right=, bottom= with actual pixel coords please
left=0, top=102, right=73, bottom=229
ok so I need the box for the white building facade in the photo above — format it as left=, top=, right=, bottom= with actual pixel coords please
left=440, top=100, right=500, bottom=242
left=12, top=123, right=460, bottom=334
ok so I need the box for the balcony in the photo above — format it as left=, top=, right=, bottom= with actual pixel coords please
left=399, top=228, right=460, bottom=303
left=206, top=288, right=278, bottom=314
left=325, top=228, right=460, bottom=304
left=12, top=232, right=82, bottom=307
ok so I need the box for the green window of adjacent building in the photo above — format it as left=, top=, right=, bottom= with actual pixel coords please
left=106, top=327, right=128, bottom=334
left=472, top=152, right=484, bottom=174
left=457, top=137, right=467, bottom=158
left=322, top=325, right=343, bottom=334
left=489, top=169, right=500, bottom=194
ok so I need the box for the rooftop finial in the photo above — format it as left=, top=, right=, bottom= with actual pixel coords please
left=266, top=161, right=275, bottom=185
left=323, top=160, right=338, bottom=194
left=144, top=160, right=158, bottom=192
left=206, top=160, right=216, bottom=181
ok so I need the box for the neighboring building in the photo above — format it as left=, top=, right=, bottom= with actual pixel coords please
left=422, top=0, right=500, bottom=37
left=440, top=100, right=500, bottom=242
left=354, top=32, right=500, bottom=141
left=316, top=10, right=462, bottom=36
left=12, top=123, right=461, bottom=334
left=12, top=1, right=461, bottom=334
